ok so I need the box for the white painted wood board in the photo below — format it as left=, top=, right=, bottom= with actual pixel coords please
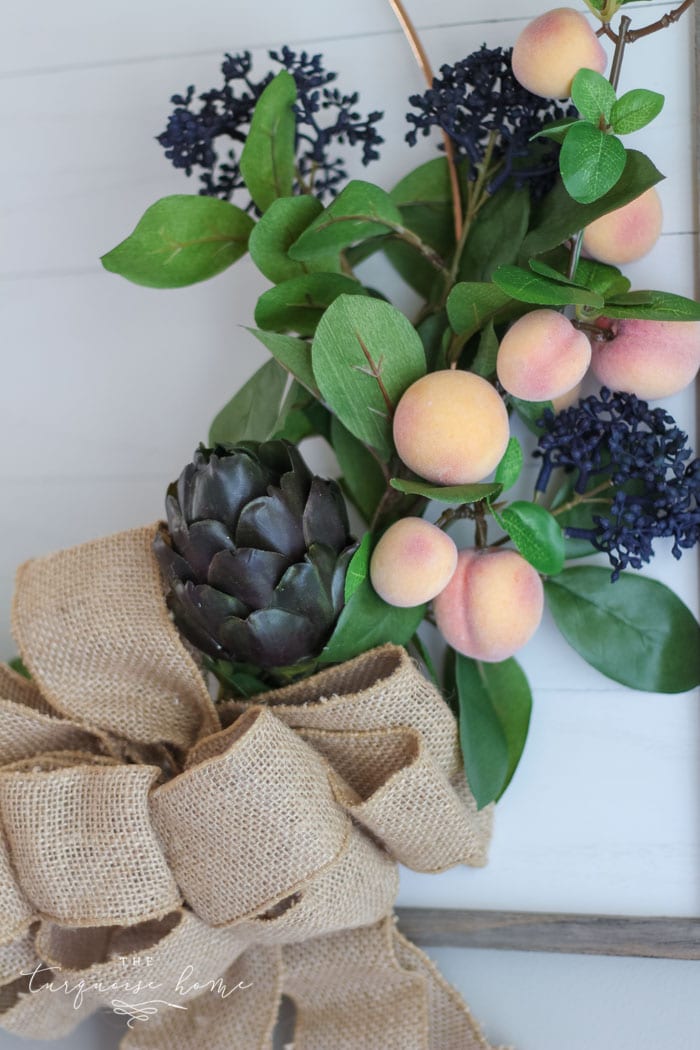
left=1, top=0, right=697, bottom=1046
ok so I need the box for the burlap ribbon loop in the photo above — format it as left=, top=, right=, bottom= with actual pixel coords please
left=0, top=526, right=500, bottom=1050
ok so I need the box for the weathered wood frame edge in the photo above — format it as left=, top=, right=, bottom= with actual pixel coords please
left=395, top=909, right=700, bottom=959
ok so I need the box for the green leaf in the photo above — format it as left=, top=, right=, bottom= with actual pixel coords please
left=560, top=124, right=627, bottom=204
left=248, top=196, right=340, bottom=282
left=530, top=115, right=584, bottom=143
left=495, top=437, right=524, bottom=492
left=493, top=265, right=604, bottom=307
left=101, top=196, right=255, bottom=288
left=527, top=258, right=581, bottom=286
left=289, top=180, right=404, bottom=259
left=209, top=358, right=288, bottom=445
left=575, top=257, right=630, bottom=298
left=456, top=654, right=532, bottom=808
left=246, top=328, right=319, bottom=397
left=470, top=321, right=499, bottom=378
left=556, top=497, right=607, bottom=560
left=545, top=567, right=700, bottom=693
left=386, top=160, right=454, bottom=295
left=389, top=478, right=502, bottom=505
left=254, top=273, right=367, bottom=336
left=410, top=634, right=439, bottom=687
left=509, top=396, right=553, bottom=435
left=239, top=71, right=296, bottom=212
left=417, top=311, right=449, bottom=371
left=312, top=295, right=426, bottom=459
left=611, top=88, right=664, bottom=135
left=331, top=416, right=386, bottom=524
left=499, top=501, right=565, bottom=575
left=602, top=290, right=700, bottom=321
left=383, top=232, right=448, bottom=300
left=319, top=576, right=426, bottom=664
left=344, top=532, right=372, bottom=602
left=521, top=150, right=664, bottom=259
left=7, top=657, right=30, bottom=679
left=271, top=380, right=319, bottom=443
left=571, top=68, right=617, bottom=123
left=446, top=282, right=514, bottom=341
left=458, top=186, right=530, bottom=283
left=390, top=156, right=452, bottom=207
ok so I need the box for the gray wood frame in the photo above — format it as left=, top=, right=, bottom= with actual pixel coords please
left=396, top=909, right=700, bottom=959
left=399, top=5, right=700, bottom=961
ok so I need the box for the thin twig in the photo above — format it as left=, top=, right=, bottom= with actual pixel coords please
left=387, top=0, right=464, bottom=240
left=596, top=0, right=694, bottom=44
left=626, top=0, right=695, bottom=41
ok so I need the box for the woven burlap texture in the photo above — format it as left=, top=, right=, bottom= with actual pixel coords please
left=0, top=524, right=498, bottom=1050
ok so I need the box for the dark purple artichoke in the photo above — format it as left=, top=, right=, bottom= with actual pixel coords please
left=154, top=440, right=357, bottom=675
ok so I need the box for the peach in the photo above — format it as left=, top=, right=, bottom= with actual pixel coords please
left=392, top=370, right=510, bottom=485
left=369, top=518, right=458, bottom=608
left=590, top=317, right=700, bottom=400
left=512, top=7, right=606, bottom=99
left=582, top=188, right=663, bottom=266
left=433, top=548, right=544, bottom=662
left=496, top=309, right=592, bottom=402
left=552, top=380, right=583, bottom=413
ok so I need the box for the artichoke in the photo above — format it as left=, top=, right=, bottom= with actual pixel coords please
left=154, top=440, right=357, bottom=677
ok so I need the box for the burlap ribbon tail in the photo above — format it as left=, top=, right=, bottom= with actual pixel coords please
left=0, top=525, right=500, bottom=1049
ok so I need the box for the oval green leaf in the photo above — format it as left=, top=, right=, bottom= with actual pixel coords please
left=290, top=180, right=404, bottom=260
left=571, top=68, right=617, bottom=123
left=389, top=478, right=503, bottom=505
left=446, top=282, right=514, bottom=340
left=254, top=273, right=367, bottom=336
left=312, top=295, right=426, bottom=459
left=560, top=124, right=627, bottom=204
left=500, top=501, right=565, bottom=575
left=239, top=70, right=296, bottom=213
left=456, top=654, right=532, bottom=809
left=495, top=437, right=524, bottom=492
left=493, top=265, right=604, bottom=307
left=331, top=417, right=386, bottom=524
left=246, top=328, right=319, bottom=397
left=343, top=532, right=372, bottom=603
left=319, top=575, right=426, bottom=664
left=209, top=358, right=288, bottom=445
left=101, top=196, right=255, bottom=288
left=545, top=567, right=700, bottom=693
left=249, top=196, right=341, bottom=282
left=602, top=290, right=700, bottom=321
left=611, top=88, right=664, bottom=135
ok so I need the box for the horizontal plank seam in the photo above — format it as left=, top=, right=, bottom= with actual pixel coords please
left=0, top=1, right=677, bottom=82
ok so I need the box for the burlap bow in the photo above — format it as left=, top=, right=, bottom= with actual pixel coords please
left=0, top=525, right=499, bottom=1049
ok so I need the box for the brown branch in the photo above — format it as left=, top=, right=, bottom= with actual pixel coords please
left=387, top=0, right=464, bottom=240
left=596, top=0, right=694, bottom=45
left=597, top=23, right=619, bottom=43
left=625, top=0, right=695, bottom=41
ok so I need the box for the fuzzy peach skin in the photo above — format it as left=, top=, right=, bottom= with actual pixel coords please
left=392, top=370, right=510, bottom=485
left=433, top=548, right=544, bottom=662
left=511, top=7, right=606, bottom=99
left=582, top=188, right=663, bottom=266
left=591, top=317, right=700, bottom=400
left=496, top=309, right=592, bottom=402
left=369, top=518, right=458, bottom=608
left=551, top=380, right=583, bottom=413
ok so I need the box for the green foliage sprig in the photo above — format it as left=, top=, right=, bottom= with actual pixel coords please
left=102, top=3, right=700, bottom=808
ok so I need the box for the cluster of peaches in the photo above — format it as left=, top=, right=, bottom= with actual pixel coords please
left=369, top=6, right=700, bottom=664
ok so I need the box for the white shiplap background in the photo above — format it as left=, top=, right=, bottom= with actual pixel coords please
left=1, top=2, right=699, bottom=1048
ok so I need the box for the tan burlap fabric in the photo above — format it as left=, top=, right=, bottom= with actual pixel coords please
left=0, top=525, right=500, bottom=1049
